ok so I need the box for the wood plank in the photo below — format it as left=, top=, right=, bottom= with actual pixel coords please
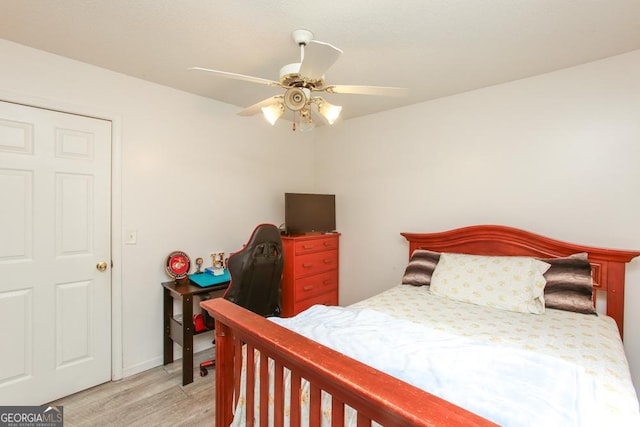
left=49, top=351, right=215, bottom=426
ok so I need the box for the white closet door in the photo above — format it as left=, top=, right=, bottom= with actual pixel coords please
left=0, top=100, right=112, bottom=404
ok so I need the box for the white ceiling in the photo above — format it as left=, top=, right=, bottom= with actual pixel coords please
left=2, top=1, right=640, bottom=122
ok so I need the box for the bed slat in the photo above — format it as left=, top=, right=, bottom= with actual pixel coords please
left=357, top=413, right=371, bottom=427
left=331, top=397, right=344, bottom=426
left=233, top=339, right=242, bottom=406
left=246, top=343, right=255, bottom=425
left=290, top=372, right=301, bottom=426
left=274, top=361, right=284, bottom=426
left=260, top=352, right=269, bottom=425
left=310, top=384, right=321, bottom=427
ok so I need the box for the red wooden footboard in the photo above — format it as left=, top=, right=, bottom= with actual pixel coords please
left=200, top=298, right=496, bottom=427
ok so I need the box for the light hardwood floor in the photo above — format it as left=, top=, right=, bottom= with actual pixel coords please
left=48, top=351, right=216, bottom=426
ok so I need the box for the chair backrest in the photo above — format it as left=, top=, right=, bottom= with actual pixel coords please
left=223, top=223, right=284, bottom=317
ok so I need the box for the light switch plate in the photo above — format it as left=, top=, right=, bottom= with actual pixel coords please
left=125, top=230, right=137, bottom=245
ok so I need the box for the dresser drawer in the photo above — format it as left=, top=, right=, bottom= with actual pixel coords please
left=294, top=235, right=338, bottom=255
left=294, top=250, right=338, bottom=278
left=293, top=291, right=339, bottom=314
left=294, top=270, right=338, bottom=303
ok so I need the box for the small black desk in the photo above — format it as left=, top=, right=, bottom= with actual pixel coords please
left=162, top=279, right=230, bottom=385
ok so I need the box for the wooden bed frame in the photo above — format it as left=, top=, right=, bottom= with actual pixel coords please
left=200, top=225, right=639, bottom=426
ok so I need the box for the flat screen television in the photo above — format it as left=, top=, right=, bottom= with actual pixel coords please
left=284, top=193, right=336, bottom=235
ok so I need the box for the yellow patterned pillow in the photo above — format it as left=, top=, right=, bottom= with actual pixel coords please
left=430, top=253, right=550, bottom=314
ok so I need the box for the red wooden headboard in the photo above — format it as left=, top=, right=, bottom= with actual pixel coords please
left=401, top=225, right=640, bottom=336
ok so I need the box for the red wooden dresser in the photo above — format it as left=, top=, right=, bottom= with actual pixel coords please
left=281, top=233, right=340, bottom=317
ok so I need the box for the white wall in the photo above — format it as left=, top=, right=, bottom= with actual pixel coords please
left=0, top=39, right=317, bottom=376
left=315, top=50, right=640, bottom=391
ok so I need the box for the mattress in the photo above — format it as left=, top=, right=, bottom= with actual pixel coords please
left=232, top=285, right=640, bottom=426
left=351, top=285, right=639, bottom=420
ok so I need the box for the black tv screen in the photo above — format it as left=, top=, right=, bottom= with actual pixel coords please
left=285, top=193, right=336, bottom=235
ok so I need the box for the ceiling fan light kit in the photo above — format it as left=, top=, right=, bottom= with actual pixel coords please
left=294, top=107, right=315, bottom=132
left=315, top=98, right=342, bottom=125
left=261, top=102, right=285, bottom=125
left=190, top=29, right=406, bottom=131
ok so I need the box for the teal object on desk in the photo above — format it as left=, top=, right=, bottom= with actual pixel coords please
left=189, top=270, right=231, bottom=287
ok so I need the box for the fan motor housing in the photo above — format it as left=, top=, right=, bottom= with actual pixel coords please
left=279, top=63, right=324, bottom=90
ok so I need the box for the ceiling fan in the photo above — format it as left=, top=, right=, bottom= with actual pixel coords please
left=189, top=29, right=407, bottom=131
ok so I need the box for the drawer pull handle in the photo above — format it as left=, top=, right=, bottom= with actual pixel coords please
left=303, top=285, right=314, bottom=291
left=323, top=259, right=332, bottom=264
left=303, top=244, right=314, bottom=249
left=302, top=263, right=313, bottom=268
left=323, top=279, right=332, bottom=285
left=323, top=241, right=332, bottom=246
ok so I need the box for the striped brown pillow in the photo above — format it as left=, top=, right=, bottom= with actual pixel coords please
left=538, top=253, right=596, bottom=315
left=401, top=249, right=441, bottom=286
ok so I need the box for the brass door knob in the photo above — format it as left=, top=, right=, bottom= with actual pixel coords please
left=96, top=261, right=108, bottom=272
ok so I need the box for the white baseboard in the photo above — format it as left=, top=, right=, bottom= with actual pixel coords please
left=120, top=337, right=215, bottom=379
left=121, top=356, right=164, bottom=378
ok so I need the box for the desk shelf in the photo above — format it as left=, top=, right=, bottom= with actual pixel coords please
left=170, top=314, right=210, bottom=335
left=162, top=279, right=229, bottom=386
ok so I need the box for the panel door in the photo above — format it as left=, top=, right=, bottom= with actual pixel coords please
left=0, top=100, right=112, bottom=404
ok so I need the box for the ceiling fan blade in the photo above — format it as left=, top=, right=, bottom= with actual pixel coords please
left=324, top=84, right=408, bottom=97
left=189, top=67, right=281, bottom=87
left=298, top=40, right=343, bottom=81
left=237, top=96, right=283, bottom=116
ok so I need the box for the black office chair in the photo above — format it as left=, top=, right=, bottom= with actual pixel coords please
left=199, top=223, right=284, bottom=376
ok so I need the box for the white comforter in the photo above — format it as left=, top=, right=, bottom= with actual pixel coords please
left=269, top=304, right=632, bottom=427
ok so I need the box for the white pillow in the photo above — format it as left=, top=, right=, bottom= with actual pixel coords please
left=430, top=253, right=550, bottom=314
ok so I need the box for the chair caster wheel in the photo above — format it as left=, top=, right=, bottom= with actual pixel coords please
left=200, top=367, right=208, bottom=377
